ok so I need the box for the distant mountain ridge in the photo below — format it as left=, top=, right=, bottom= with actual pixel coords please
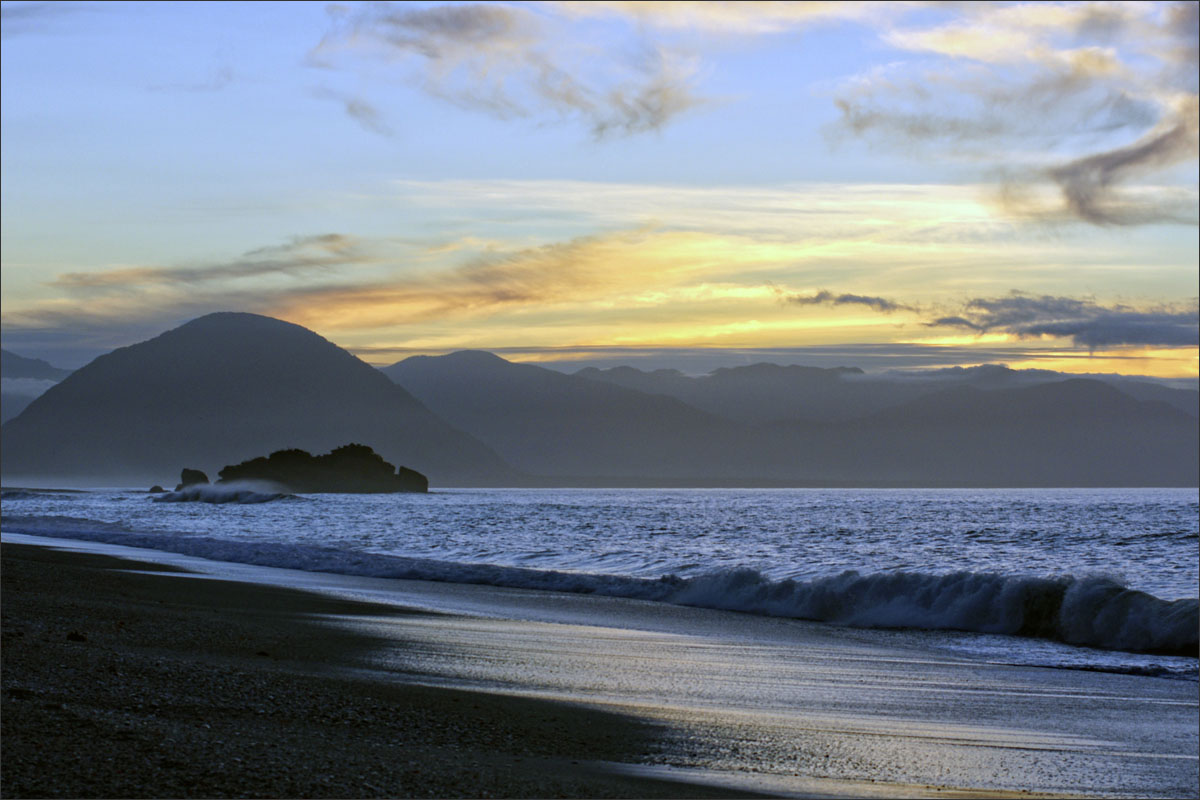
left=576, top=361, right=1199, bottom=422
left=1, top=349, right=73, bottom=424
left=1, top=349, right=72, bottom=381
left=0, top=313, right=513, bottom=487
left=386, top=350, right=1198, bottom=487
left=746, top=379, right=1197, bottom=487
left=2, top=319, right=1195, bottom=488
left=382, top=351, right=739, bottom=480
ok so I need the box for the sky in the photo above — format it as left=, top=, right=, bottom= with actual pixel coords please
left=1, top=1, right=1197, bottom=378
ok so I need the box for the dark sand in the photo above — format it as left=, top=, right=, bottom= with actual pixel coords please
left=0, top=542, right=749, bottom=798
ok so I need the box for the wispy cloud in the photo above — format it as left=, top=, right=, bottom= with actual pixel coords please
left=831, top=2, right=1199, bottom=226
left=309, top=2, right=705, bottom=137
left=553, top=1, right=886, bottom=35
left=305, top=1, right=1198, bottom=205
left=7, top=227, right=764, bottom=336
left=310, top=87, right=395, bottom=136
left=269, top=226, right=776, bottom=330
left=926, top=292, right=1200, bottom=349
left=779, top=285, right=1199, bottom=350
left=49, top=234, right=366, bottom=290
left=1041, top=95, right=1198, bottom=225
left=783, top=289, right=915, bottom=313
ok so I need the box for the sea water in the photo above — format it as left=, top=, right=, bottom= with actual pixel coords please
left=2, top=487, right=1197, bottom=678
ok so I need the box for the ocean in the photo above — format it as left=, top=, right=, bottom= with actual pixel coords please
left=2, top=486, right=1197, bottom=679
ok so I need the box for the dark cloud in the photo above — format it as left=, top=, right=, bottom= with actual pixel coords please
left=1044, top=102, right=1199, bottom=225
left=781, top=287, right=1198, bottom=350
left=929, top=292, right=1200, bottom=349
left=786, top=290, right=914, bottom=313
left=1016, top=312, right=1200, bottom=349
left=309, top=2, right=703, bottom=137
left=927, top=315, right=983, bottom=331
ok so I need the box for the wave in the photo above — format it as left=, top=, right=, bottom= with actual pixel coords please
left=2, top=491, right=52, bottom=501
left=152, top=482, right=297, bottom=504
left=1, top=490, right=78, bottom=501
left=666, top=568, right=1198, bottom=657
left=1, top=515, right=1196, bottom=657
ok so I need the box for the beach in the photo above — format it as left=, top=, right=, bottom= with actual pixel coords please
left=2, top=537, right=1197, bottom=799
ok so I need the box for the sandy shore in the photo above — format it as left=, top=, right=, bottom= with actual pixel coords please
left=0, top=542, right=747, bottom=798
left=3, top=537, right=1197, bottom=799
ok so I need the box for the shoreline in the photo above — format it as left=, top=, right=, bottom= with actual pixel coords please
left=3, top=538, right=1198, bottom=798
left=0, top=542, right=749, bottom=798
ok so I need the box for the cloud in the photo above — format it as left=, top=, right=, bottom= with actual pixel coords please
left=784, top=289, right=914, bottom=313
left=269, top=226, right=754, bottom=330
left=49, top=234, right=365, bottom=290
left=1, top=1, right=85, bottom=38
left=8, top=227, right=763, bottom=338
left=832, top=2, right=1200, bottom=226
left=927, top=292, right=1200, bottom=349
left=779, top=285, right=1199, bottom=350
left=553, top=1, right=885, bottom=35
left=1043, top=96, right=1199, bottom=225
left=311, top=88, right=395, bottom=136
left=308, top=1, right=705, bottom=137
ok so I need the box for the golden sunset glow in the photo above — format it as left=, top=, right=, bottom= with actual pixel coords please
left=1, top=2, right=1194, bottom=380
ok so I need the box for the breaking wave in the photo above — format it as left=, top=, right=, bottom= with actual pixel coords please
left=152, top=482, right=296, bottom=504
left=1, top=515, right=1196, bottom=657
left=665, top=568, right=1198, bottom=657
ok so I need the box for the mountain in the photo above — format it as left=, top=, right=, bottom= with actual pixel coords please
left=1, top=350, right=73, bottom=424
left=577, top=362, right=917, bottom=424
left=1101, top=379, right=1198, bottom=418
left=749, top=379, right=1199, bottom=487
left=385, top=353, right=1196, bottom=486
left=1, top=349, right=72, bottom=381
left=877, top=365, right=1199, bottom=419
left=382, top=351, right=738, bottom=482
left=0, top=313, right=512, bottom=487
left=576, top=362, right=1199, bottom=424
left=5, top=327, right=1193, bottom=488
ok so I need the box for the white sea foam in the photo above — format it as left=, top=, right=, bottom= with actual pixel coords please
left=152, top=482, right=296, bottom=504
left=2, top=513, right=1195, bottom=658
left=667, top=568, right=1198, bottom=655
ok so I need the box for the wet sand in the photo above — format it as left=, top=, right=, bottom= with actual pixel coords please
left=0, top=542, right=747, bottom=798
left=2, top=538, right=1197, bottom=798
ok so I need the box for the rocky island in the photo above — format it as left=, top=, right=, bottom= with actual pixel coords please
left=161, top=444, right=428, bottom=497
left=217, top=444, right=428, bottom=493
